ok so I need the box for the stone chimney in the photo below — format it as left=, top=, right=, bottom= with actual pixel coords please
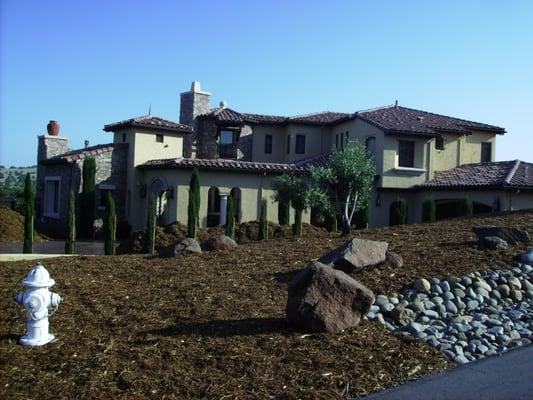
left=179, top=81, right=211, bottom=126
left=37, top=122, right=69, bottom=163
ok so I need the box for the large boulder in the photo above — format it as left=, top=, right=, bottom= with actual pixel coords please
left=318, top=238, right=388, bottom=273
left=286, top=262, right=375, bottom=333
left=174, top=238, right=202, bottom=257
left=202, top=235, right=238, bottom=251
left=473, top=225, right=529, bottom=245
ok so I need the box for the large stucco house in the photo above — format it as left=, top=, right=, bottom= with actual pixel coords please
left=36, top=82, right=533, bottom=236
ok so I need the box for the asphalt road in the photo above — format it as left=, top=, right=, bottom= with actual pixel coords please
left=363, top=344, right=533, bottom=400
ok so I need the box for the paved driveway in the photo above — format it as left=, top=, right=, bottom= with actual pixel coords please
left=0, top=241, right=104, bottom=255
left=363, top=344, right=533, bottom=400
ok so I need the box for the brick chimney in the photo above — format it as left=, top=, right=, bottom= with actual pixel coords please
left=179, top=81, right=211, bottom=126
left=37, top=121, right=69, bottom=163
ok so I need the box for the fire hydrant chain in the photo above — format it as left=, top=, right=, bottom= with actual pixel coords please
left=14, top=262, right=62, bottom=346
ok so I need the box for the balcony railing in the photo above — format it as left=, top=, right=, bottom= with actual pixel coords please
left=218, top=144, right=237, bottom=159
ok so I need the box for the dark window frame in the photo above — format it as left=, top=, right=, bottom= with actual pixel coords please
left=217, top=129, right=238, bottom=159
left=481, top=142, right=492, bottom=162
left=286, top=134, right=291, bottom=154
left=156, top=134, right=164, bottom=143
left=435, top=136, right=444, bottom=150
left=264, top=134, right=273, bottom=154
left=295, top=134, right=306, bottom=154
left=398, top=140, right=415, bottom=168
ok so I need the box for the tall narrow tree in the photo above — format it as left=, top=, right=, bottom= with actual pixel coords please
left=190, top=168, right=201, bottom=227
left=65, top=190, right=76, bottom=254
left=422, top=198, right=437, bottom=223
left=272, top=174, right=310, bottom=237
left=225, top=194, right=235, bottom=238
left=22, top=173, right=34, bottom=254
left=144, top=194, right=156, bottom=254
left=79, top=157, right=96, bottom=238
left=186, top=187, right=197, bottom=238
left=278, top=201, right=290, bottom=225
left=259, top=199, right=268, bottom=240
left=104, top=191, right=117, bottom=255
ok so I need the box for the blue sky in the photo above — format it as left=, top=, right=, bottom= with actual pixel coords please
left=1, top=0, right=532, bottom=166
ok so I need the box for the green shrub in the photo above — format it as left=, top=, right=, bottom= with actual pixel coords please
left=22, top=173, right=34, bottom=254
left=186, top=188, right=196, bottom=238
left=354, top=203, right=370, bottom=229
left=79, top=157, right=96, bottom=238
left=225, top=195, right=235, bottom=238
left=292, top=207, right=303, bottom=236
left=144, top=194, right=156, bottom=254
left=422, top=198, right=436, bottom=223
left=389, top=198, right=407, bottom=226
left=65, top=190, right=76, bottom=254
left=104, top=192, right=116, bottom=255
left=278, top=201, right=290, bottom=225
left=191, top=168, right=200, bottom=227
left=460, top=197, right=473, bottom=217
left=259, top=200, right=268, bottom=240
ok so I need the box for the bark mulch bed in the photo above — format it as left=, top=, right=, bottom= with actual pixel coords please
left=0, top=206, right=45, bottom=244
left=1, top=211, right=531, bottom=399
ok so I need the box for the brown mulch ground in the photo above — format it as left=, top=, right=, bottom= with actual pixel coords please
left=0, top=211, right=532, bottom=399
left=0, top=206, right=45, bottom=244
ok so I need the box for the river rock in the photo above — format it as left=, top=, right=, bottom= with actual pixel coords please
left=390, top=306, right=416, bottom=326
left=286, top=262, right=375, bottom=333
left=522, top=249, right=533, bottom=265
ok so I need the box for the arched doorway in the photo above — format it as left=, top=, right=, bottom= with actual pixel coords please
left=230, top=187, right=241, bottom=223
left=207, top=187, right=220, bottom=227
left=149, top=178, right=168, bottom=226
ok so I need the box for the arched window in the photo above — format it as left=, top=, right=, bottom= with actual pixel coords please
left=365, top=136, right=376, bottom=160
left=207, top=187, right=220, bottom=227
left=149, top=178, right=167, bottom=226
left=230, top=187, right=242, bottom=223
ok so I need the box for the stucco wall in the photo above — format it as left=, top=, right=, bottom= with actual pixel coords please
left=381, top=135, right=429, bottom=189
left=251, top=125, right=288, bottom=163
left=432, top=133, right=461, bottom=172
left=460, top=131, right=497, bottom=164
left=135, top=168, right=311, bottom=231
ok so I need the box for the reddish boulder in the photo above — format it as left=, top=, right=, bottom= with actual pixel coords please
left=286, top=262, right=375, bottom=333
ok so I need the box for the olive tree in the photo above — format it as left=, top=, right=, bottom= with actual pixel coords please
left=308, top=141, right=375, bottom=236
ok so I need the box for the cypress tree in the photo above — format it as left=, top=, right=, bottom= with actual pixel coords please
left=460, top=197, right=473, bottom=217
left=104, top=191, right=116, bottom=255
left=186, top=188, right=196, bottom=238
left=225, top=195, right=235, bottom=238
left=259, top=199, right=268, bottom=240
left=22, top=173, right=34, bottom=254
left=190, top=168, right=201, bottom=227
left=65, top=190, right=76, bottom=254
left=389, top=198, right=408, bottom=226
left=145, top=194, right=156, bottom=254
left=422, top=198, right=437, bottom=223
left=79, top=157, right=96, bottom=238
left=278, top=201, right=290, bottom=225
left=292, top=207, right=303, bottom=237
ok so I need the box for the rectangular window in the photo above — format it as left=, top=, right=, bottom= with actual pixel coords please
left=345, top=131, right=349, bottom=145
left=122, top=133, right=126, bottom=142
left=218, top=130, right=236, bottom=159
left=481, top=142, right=492, bottom=162
left=156, top=134, right=164, bottom=143
left=286, top=134, right=291, bottom=154
left=435, top=136, right=444, bottom=150
left=295, top=134, right=306, bottom=154
left=398, top=140, right=415, bottom=168
left=264, top=134, right=273, bottom=154
left=335, top=134, right=339, bottom=149
left=44, top=177, right=61, bottom=218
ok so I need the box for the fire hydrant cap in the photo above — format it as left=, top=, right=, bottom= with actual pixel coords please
left=21, top=262, right=55, bottom=288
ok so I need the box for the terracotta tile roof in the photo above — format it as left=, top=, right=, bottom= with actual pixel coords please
left=418, top=160, right=533, bottom=190
left=40, top=143, right=128, bottom=165
left=138, top=156, right=324, bottom=174
left=103, top=115, right=193, bottom=133
left=357, top=105, right=505, bottom=137
left=201, top=108, right=352, bottom=126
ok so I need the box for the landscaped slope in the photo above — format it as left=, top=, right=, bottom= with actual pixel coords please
left=0, top=211, right=531, bottom=399
left=0, top=206, right=44, bottom=244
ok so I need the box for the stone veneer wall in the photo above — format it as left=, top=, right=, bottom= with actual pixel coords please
left=36, top=146, right=128, bottom=237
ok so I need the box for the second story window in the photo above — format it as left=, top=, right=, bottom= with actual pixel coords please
left=335, top=134, right=339, bottom=149
left=156, top=134, right=164, bottom=143
left=286, top=135, right=291, bottom=154
left=265, top=134, right=273, bottom=154
left=365, top=136, right=376, bottom=161
left=218, top=130, right=236, bottom=159
left=481, top=142, right=492, bottom=162
left=295, top=134, right=306, bottom=154
left=398, top=140, right=415, bottom=168
left=435, top=136, right=444, bottom=150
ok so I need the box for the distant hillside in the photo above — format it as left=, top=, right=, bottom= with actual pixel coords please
left=0, top=166, right=37, bottom=188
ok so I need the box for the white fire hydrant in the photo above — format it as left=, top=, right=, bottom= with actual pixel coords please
left=14, top=262, right=62, bottom=346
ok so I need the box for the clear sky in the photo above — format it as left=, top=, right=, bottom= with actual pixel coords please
left=1, top=0, right=532, bottom=166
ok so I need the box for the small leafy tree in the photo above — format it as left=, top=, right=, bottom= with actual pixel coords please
left=278, top=201, right=290, bottom=225
left=22, top=173, right=34, bottom=254
left=79, top=157, right=96, bottom=238
left=65, top=190, right=76, bottom=254
left=390, top=198, right=407, bottom=226
left=422, top=198, right=437, bottom=223
left=104, top=192, right=116, bottom=255
left=225, top=195, right=235, bottom=238
left=309, top=141, right=375, bottom=236
left=273, top=174, right=310, bottom=237
left=259, top=199, right=268, bottom=240
left=354, top=201, right=370, bottom=229
left=460, top=197, right=473, bottom=217
left=144, top=194, right=156, bottom=254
